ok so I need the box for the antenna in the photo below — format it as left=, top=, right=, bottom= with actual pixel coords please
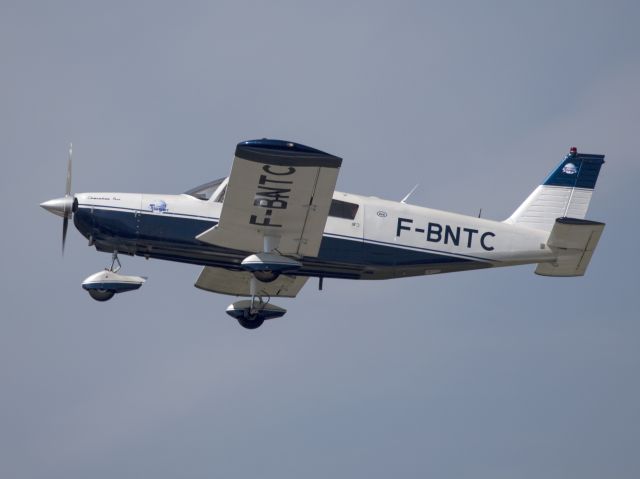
left=401, top=184, right=419, bottom=204
left=478, top=208, right=482, bottom=218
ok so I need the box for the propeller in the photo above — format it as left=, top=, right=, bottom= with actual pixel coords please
left=63, top=143, right=72, bottom=253
left=40, top=143, right=77, bottom=255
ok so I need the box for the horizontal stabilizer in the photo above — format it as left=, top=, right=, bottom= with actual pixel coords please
left=194, top=266, right=308, bottom=297
left=535, top=218, right=605, bottom=277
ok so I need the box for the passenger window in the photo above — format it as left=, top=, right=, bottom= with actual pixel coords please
left=329, top=199, right=359, bottom=220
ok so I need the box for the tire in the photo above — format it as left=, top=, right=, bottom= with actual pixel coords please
left=253, top=270, right=280, bottom=283
left=88, top=289, right=115, bottom=302
left=237, top=317, right=265, bottom=329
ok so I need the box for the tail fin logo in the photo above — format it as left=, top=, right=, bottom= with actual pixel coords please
left=562, top=163, right=578, bottom=175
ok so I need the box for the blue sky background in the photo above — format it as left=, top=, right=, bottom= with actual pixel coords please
left=1, top=1, right=639, bottom=477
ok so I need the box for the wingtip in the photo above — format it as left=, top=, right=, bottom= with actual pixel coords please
left=236, top=139, right=342, bottom=168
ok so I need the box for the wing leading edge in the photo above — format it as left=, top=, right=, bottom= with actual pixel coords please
left=196, top=139, right=342, bottom=257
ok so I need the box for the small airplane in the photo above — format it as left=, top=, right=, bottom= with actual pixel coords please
left=41, top=139, right=606, bottom=329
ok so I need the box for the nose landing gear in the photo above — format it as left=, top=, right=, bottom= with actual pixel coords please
left=82, top=251, right=146, bottom=302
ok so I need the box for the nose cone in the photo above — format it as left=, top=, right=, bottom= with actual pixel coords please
left=40, top=197, right=73, bottom=218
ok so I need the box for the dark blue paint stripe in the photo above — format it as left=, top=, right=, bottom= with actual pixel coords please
left=77, top=206, right=497, bottom=270
left=237, top=139, right=342, bottom=168
left=543, top=153, right=605, bottom=189
left=324, top=232, right=495, bottom=263
left=82, top=204, right=492, bottom=264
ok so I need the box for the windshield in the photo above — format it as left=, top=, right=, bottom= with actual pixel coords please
left=184, top=177, right=227, bottom=201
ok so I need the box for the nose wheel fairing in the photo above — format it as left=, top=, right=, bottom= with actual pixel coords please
left=82, top=252, right=146, bottom=301
left=81, top=270, right=145, bottom=294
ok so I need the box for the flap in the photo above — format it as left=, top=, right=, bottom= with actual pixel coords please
left=194, top=266, right=308, bottom=298
left=196, top=139, right=341, bottom=257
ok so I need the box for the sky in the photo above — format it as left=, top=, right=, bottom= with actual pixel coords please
left=1, top=1, right=639, bottom=477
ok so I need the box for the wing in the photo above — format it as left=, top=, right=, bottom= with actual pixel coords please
left=196, top=139, right=342, bottom=257
left=194, top=266, right=308, bottom=298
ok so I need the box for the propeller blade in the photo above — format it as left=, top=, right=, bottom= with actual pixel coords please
left=65, top=143, right=73, bottom=197
left=62, top=216, right=68, bottom=255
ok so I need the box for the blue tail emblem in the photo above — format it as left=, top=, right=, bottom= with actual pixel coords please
left=543, top=148, right=605, bottom=189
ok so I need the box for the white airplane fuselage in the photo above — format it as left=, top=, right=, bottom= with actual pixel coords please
left=41, top=140, right=605, bottom=328
left=72, top=190, right=554, bottom=280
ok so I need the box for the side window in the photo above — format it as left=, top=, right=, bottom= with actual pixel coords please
left=329, top=199, right=359, bottom=220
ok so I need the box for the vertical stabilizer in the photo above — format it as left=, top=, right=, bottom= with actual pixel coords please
left=505, top=148, right=605, bottom=231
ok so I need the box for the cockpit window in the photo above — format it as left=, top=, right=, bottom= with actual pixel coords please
left=329, top=199, right=359, bottom=220
left=184, top=177, right=227, bottom=201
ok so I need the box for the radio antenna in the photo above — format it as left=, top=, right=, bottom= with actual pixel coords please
left=401, top=184, right=419, bottom=204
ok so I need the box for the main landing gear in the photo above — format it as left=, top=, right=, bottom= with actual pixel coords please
left=225, top=236, right=298, bottom=329
left=81, top=251, right=146, bottom=302
left=225, top=276, right=287, bottom=329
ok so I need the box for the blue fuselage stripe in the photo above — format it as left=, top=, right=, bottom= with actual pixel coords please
left=324, top=232, right=494, bottom=263
left=74, top=205, right=489, bottom=274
